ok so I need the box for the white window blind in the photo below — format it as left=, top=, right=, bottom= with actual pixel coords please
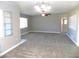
left=0, top=9, right=4, bottom=37
left=4, top=11, right=12, bottom=36
left=20, top=17, right=28, bottom=29
left=0, top=10, right=12, bottom=37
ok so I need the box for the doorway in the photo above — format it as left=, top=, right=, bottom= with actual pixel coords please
left=61, top=17, right=68, bottom=33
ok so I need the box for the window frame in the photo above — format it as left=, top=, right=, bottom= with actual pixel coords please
left=20, top=17, right=28, bottom=29
left=4, top=11, right=13, bottom=37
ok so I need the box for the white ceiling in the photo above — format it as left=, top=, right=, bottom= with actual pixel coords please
left=16, top=1, right=79, bottom=15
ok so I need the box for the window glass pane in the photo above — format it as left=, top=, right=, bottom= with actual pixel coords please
left=4, top=12, right=11, bottom=18
left=64, top=20, right=67, bottom=24
left=5, top=29, right=12, bottom=36
left=20, top=17, right=28, bottom=29
left=20, top=24, right=26, bottom=28
left=5, top=18, right=11, bottom=23
left=5, top=24, right=11, bottom=30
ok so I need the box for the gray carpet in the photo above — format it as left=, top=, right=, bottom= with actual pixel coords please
left=2, top=32, right=79, bottom=58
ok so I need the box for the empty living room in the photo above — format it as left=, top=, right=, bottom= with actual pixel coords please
left=0, top=0, right=79, bottom=58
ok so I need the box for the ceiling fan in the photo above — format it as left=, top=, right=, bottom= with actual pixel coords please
left=34, top=1, right=52, bottom=16
left=41, top=13, right=51, bottom=16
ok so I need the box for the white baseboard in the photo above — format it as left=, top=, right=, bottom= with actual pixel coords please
left=21, top=31, right=61, bottom=34
left=66, top=33, right=79, bottom=46
left=21, top=31, right=30, bottom=35
left=0, top=39, right=26, bottom=57
left=30, top=31, right=60, bottom=33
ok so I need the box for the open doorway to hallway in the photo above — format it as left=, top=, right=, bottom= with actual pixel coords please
left=61, top=17, right=68, bottom=33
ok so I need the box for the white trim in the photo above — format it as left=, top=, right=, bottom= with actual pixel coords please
left=30, top=31, right=61, bottom=33
left=21, top=31, right=30, bottom=35
left=66, top=33, right=79, bottom=46
left=0, top=39, right=26, bottom=57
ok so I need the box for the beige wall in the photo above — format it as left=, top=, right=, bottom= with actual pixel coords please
left=30, top=14, right=61, bottom=33
left=0, top=2, right=21, bottom=52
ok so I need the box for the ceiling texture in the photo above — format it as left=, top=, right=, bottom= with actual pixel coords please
left=16, top=1, right=79, bottom=15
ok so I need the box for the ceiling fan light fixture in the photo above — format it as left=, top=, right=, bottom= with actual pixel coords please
left=41, top=13, right=51, bottom=16
left=34, top=1, right=52, bottom=16
left=41, top=13, right=45, bottom=16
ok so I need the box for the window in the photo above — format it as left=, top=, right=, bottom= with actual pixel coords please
left=0, top=10, right=12, bottom=37
left=4, top=11, right=12, bottom=36
left=0, top=9, right=4, bottom=37
left=69, top=14, right=77, bottom=30
left=20, top=17, right=28, bottom=29
left=64, top=19, right=67, bottom=24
